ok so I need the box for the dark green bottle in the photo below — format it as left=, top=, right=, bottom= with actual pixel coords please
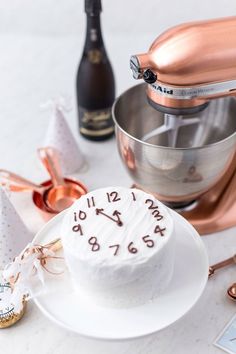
left=76, top=0, right=115, bottom=141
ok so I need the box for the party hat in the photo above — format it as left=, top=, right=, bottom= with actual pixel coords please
left=43, top=98, right=85, bottom=175
left=0, top=187, right=32, bottom=269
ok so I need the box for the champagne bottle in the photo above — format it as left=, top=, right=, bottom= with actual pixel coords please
left=76, top=0, right=115, bottom=141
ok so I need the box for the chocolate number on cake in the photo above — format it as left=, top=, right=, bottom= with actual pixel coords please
left=61, top=186, right=175, bottom=308
left=70, top=190, right=166, bottom=256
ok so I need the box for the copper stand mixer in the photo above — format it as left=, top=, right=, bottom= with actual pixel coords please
left=113, top=16, right=236, bottom=235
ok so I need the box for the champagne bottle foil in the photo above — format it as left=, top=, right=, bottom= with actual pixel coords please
left=85, top=0, right=102, bottom=15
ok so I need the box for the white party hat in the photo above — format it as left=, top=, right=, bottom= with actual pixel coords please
left=42, top=98, right=85, bottom=175
left=0, top=187, right=32, bottom=269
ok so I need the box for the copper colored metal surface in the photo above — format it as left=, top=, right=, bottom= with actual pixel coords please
left=209, top=254, right=236, bottom=277
left=0, top=148, right=88, bottom=219
left=38, top=147, right=87, bottom=213
left=38, top=147, right=65, bottom=187
left=0, top=170, right=57, bottom=217
left=0, top=169, right=87, bottom=216
left=32, top=180, right=57, bottom=221
left=147, top=87, right=207, bottom=112
left=45, top=185, right=81, bottom=212
left=182, top=154, right=236, bottom=234
left=0, top=170, right=46, bottom=193
left=44, top=179, right=87, bottom=213
left=131, top=16, right=236, bottom=112
left=33, top=178, right=87, bottom=220
left=227, top=283, right=236, bottom=302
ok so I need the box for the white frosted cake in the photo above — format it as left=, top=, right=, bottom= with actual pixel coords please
left=61, top=186, right=175, bottom=307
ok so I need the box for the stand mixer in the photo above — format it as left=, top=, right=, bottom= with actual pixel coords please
left=113, top=16, right=236, bottom=235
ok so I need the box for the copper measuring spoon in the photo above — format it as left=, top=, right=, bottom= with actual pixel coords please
left=0, top=169, right=59, bottom=216
left=0, top=169, right=48, bottom=194
left=38, top=147, right=87, bottom=212
left=227, top=283, right=236, bottom=301
left=209, top=254, right=236, bottom=277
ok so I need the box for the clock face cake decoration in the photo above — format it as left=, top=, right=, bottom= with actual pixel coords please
left=61, top=186, right=175, bottom=307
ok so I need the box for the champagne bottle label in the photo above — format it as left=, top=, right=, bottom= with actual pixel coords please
left=87, top=49, right=103, bottom=64
left=79, top=107, right=114, bottom=137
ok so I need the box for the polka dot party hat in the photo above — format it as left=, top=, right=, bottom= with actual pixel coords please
left=43, top=99, right=85, bottom=175
left=0, top=187, right=32, bottom=269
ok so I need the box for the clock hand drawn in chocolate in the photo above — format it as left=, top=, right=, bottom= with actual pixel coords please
left=67, top=187, right=170, bottom=259
left=95, top=208, right=123, bottom=226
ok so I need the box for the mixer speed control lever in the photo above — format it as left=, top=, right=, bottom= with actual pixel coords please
left=143, top=69, right=157, bottom=84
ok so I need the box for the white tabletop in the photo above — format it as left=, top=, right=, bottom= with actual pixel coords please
left=0, top=33, right=236, bottom=354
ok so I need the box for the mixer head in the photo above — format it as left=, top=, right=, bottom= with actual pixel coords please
left=130, top=56, right=209, bottom=116
left=130, top=17, right=236, bottom=147
left=130, top=17, right=236, bottom=117
left=130, top=53, right=207, bottom=147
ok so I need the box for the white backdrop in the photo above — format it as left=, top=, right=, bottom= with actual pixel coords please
left=0, top=0, right=235, bottom=93
left=0, top=0, right=235, bottom=35
left=0, top=1, right=234, bottom=94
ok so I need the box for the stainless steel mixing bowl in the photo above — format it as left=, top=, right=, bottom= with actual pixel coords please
left=112, top=83, right=236, bottom=203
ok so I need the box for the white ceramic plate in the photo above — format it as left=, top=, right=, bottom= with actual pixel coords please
left=33, top=210, right=208, bottom=340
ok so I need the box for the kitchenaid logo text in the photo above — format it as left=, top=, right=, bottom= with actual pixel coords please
left=151, top=80, right=236, bottom=99
left=151, top=82, right=215, bottom=98
left=151, top=83, right=173, bottom=95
